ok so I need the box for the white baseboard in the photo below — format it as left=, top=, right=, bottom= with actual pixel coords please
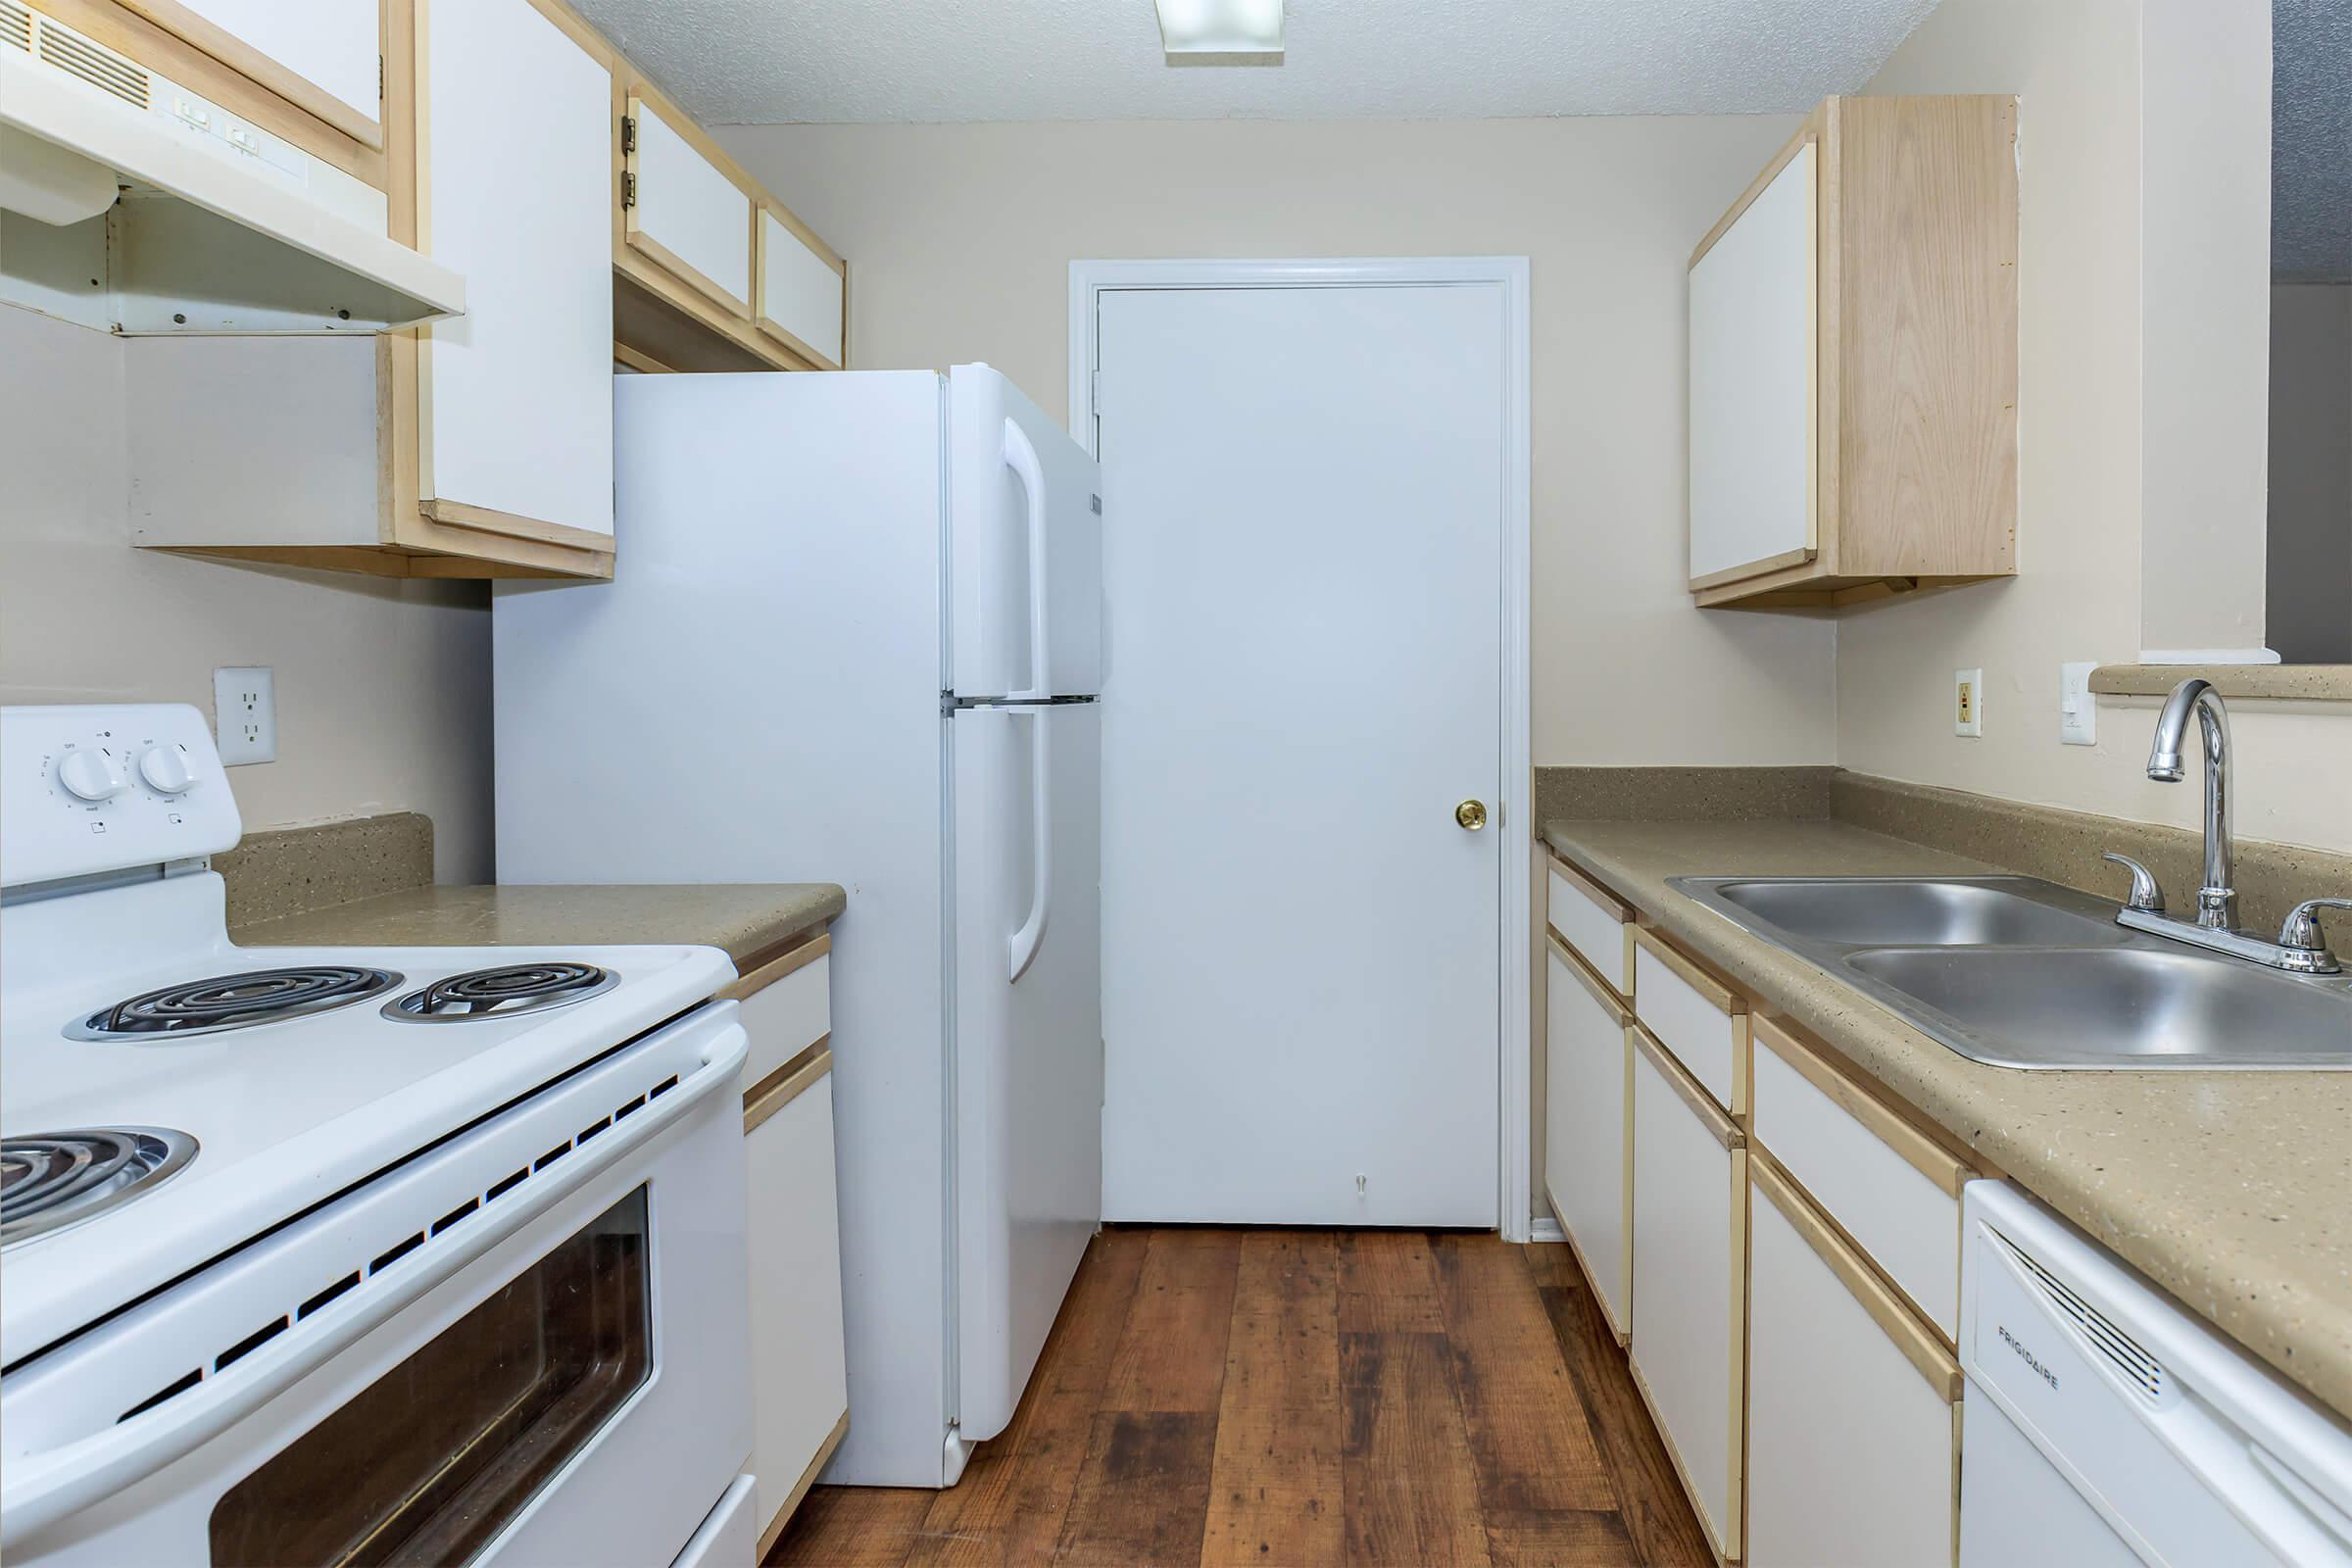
left=1528, top=1214, right=1567, bottom=1245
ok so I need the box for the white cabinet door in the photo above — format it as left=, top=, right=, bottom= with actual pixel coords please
left=1629, top=1030, right=1745, bottom=1562
left=756, top=206, right=845, bottom=369
left=1689, top=138, right=1817, bottom=586
left=1544, top=938, right=1631, bottom=1342
left=165, top=0, right=382, bottom=137
left=1748, top=1158, right=1960, bottom=1568
left=627, top=97, right=754, bottom=316
left=744, top=1057, right=850, bottom=1555
left=421, top=0, right=612, bottom=536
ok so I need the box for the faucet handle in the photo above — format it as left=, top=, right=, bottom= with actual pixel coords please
left=2101, top=853, right=2166, bottom=913
left=2278, top=899, right=2352, bottom=953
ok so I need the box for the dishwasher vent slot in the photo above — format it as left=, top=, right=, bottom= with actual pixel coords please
left=1998, top=1230, right=2166, bottom=1402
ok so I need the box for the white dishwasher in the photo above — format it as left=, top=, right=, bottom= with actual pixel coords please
left=1960, top=1181, right=2352, bottom=1566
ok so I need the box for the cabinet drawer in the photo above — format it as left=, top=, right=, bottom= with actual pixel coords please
left=730, top=940, right=831, bottom=1098
left=744, top=1056, right=851, bottom=1555
left=1750, top=1017, right=1970, bottom=1340
left=1632, top=926, right=1747, bottom=1115
left=1747, top=1156, right=1960, bottom=1568
left=1629, top=1027, right=1745, bottom=1563
left=1544, top=936, right=1632, bottom=1343
left=1547, top=855, right=1635, bottom=998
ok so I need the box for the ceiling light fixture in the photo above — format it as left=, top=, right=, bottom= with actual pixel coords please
left=1153, top=0, right=1283, bottom=66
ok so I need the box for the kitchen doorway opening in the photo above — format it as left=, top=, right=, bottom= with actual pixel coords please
left=1070, top=258, right=1534, bottom=1241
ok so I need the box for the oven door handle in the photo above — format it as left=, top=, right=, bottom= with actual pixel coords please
left=0, top=1021, right=749, bottom=1553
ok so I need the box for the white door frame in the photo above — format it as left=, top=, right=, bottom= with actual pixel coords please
left=1069, top=257, right=1535, bottom=1243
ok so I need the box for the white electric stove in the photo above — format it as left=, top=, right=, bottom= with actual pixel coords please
left=0, top=705, right=761, bottom=1567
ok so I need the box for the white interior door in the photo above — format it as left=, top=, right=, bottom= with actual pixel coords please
left=1095, top=279, right=1506, bottom=1226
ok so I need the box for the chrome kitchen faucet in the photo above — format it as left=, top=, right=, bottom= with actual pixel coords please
left=2101, top=677, right=2349, bottom=975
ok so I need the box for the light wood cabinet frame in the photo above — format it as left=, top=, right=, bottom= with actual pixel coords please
left=1751, top=1153, right=1960, bottom=1400
left=753, top=198, right=848, bottom=370
left=39, top=0, right=389, bottom=184
left=1752, top=1015, right=1977, bottom=1197
left=1690, top=94, right=2020, bottom=611
left=744, top=1042, right=830, bottom=1134
left=1544, top=931, right=1637, bottom=1347
left=611, top=70, right=842, bottom=372
left=720, top=931, right=831, bottom=1003
left=113, top=0, right=385, bottom=150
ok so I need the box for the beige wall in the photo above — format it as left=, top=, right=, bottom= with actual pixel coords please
left=719, top=116, right=1838, bottom=769
left=1846, top=0, right=2352, bottom=857
left=0, top=307, right=495, bottom=881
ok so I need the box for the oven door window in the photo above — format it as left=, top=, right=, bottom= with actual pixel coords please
left=210, top=1187, right=653, bottom=1567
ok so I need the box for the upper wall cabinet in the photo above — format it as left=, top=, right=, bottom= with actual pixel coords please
left=126, top=0, right=847, bottom=579
left=122, top=0, right=383, bottom=147
left=1689, top=95, right=2019, bottom=610
left=412, top=0, right=615, bottom=555
left=613, top=73, right=845, bottom=373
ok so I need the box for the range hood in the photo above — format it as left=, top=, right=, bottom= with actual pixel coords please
left=0, top=5, right=463, bottom=334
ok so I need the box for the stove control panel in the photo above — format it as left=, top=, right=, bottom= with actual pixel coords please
left=2, top=705, right=242, bottom=889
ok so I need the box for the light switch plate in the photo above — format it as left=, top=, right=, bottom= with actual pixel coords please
left=2060, top=661, right=2098, bottom=745
left=214, top=666, right=276, bottom=764
left=1954, top=668, right=1984, bottom=737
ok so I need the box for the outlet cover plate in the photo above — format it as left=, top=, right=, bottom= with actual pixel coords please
left=214, top=666, right=276, bottom=764
left=2060, top=661, right=2098, bottom=745
left=1954, top=668, right=1984, bottom=738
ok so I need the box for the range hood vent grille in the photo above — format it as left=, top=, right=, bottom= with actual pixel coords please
left=32, top=11, right=148, bottom=109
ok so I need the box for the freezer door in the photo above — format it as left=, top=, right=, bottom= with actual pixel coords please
left=950, top=703, right=1102, bottom=1442
left=948, top=365, right=1103, bottom=700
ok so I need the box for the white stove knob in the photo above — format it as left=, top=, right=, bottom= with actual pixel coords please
left=138, top=745, right=195, bottom=795
left=58, top=750, right=128, bottom=802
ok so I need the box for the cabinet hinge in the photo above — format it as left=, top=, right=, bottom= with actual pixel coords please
left=620, top=114, right=636, bottom=155
left=620, top=170, right=636, bottom=210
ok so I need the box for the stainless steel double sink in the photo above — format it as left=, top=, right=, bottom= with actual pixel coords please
left=1665, top=875, right=2352, bottom=1070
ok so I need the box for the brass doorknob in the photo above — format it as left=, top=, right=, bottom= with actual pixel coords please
left=1455, top=799, right=1488, bottom=831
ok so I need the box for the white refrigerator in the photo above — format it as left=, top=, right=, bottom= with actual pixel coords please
left=493, top=365, right=1104, bottom=1488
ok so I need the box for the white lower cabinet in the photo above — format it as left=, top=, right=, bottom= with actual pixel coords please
left=1629, top=1027, right=1746, bottom=1562
left=1544, top=936, right=1632, bottom=1341
left=743, top=1049, right=849, bottom=1556
left=1747, top=1156, right=1961, bottom=1567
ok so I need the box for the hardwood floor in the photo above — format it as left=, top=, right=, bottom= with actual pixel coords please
left=767, top=1229, right=1712, bottom=1568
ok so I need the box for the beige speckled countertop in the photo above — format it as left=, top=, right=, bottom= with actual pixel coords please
left=233, top=883, right=845, bottom=970
left=1543, top=816, right=2352, bottom=1423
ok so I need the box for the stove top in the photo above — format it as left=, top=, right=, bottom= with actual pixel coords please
left=0, top=1128, right=197, bottom=1250
left=0, top=875, right=733, bottom=1365
left=65, top=965, right=404, bottom=1041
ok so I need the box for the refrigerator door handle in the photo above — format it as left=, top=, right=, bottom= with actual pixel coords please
left=1003, top=416, right=1052, bottom=703
left=1007, top=710, right=1052, bottom=982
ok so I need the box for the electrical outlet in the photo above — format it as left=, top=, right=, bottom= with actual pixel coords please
left=214, top=666, right=276, bottom=764
left=2060, top=661, right=2098, bottom=745
left=1954, top=668, right=1984, bottom=737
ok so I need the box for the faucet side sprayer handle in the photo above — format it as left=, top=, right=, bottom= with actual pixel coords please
left=2102, top=853, right=2166, bottom=913
left=2278, top=899, right=2352, bottom=953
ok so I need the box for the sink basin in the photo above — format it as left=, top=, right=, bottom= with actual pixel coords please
left=1843, top=948, right=2352, bottom=1068
left=1666, top=872, right=2352, bottom=1070
left=1703, top=877, right=2115, bottom=948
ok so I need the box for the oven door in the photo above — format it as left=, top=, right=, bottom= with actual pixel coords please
left=5, top=1004, right=753, bottom=1568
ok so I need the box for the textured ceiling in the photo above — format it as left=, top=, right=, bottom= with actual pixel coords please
left=568, top=0, right=1940, bottom=124
left=2275, top=0, right=2351, bottom=279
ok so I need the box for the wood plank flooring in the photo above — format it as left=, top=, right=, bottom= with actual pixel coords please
left=768, top=1229, right=1710, bottom=1568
